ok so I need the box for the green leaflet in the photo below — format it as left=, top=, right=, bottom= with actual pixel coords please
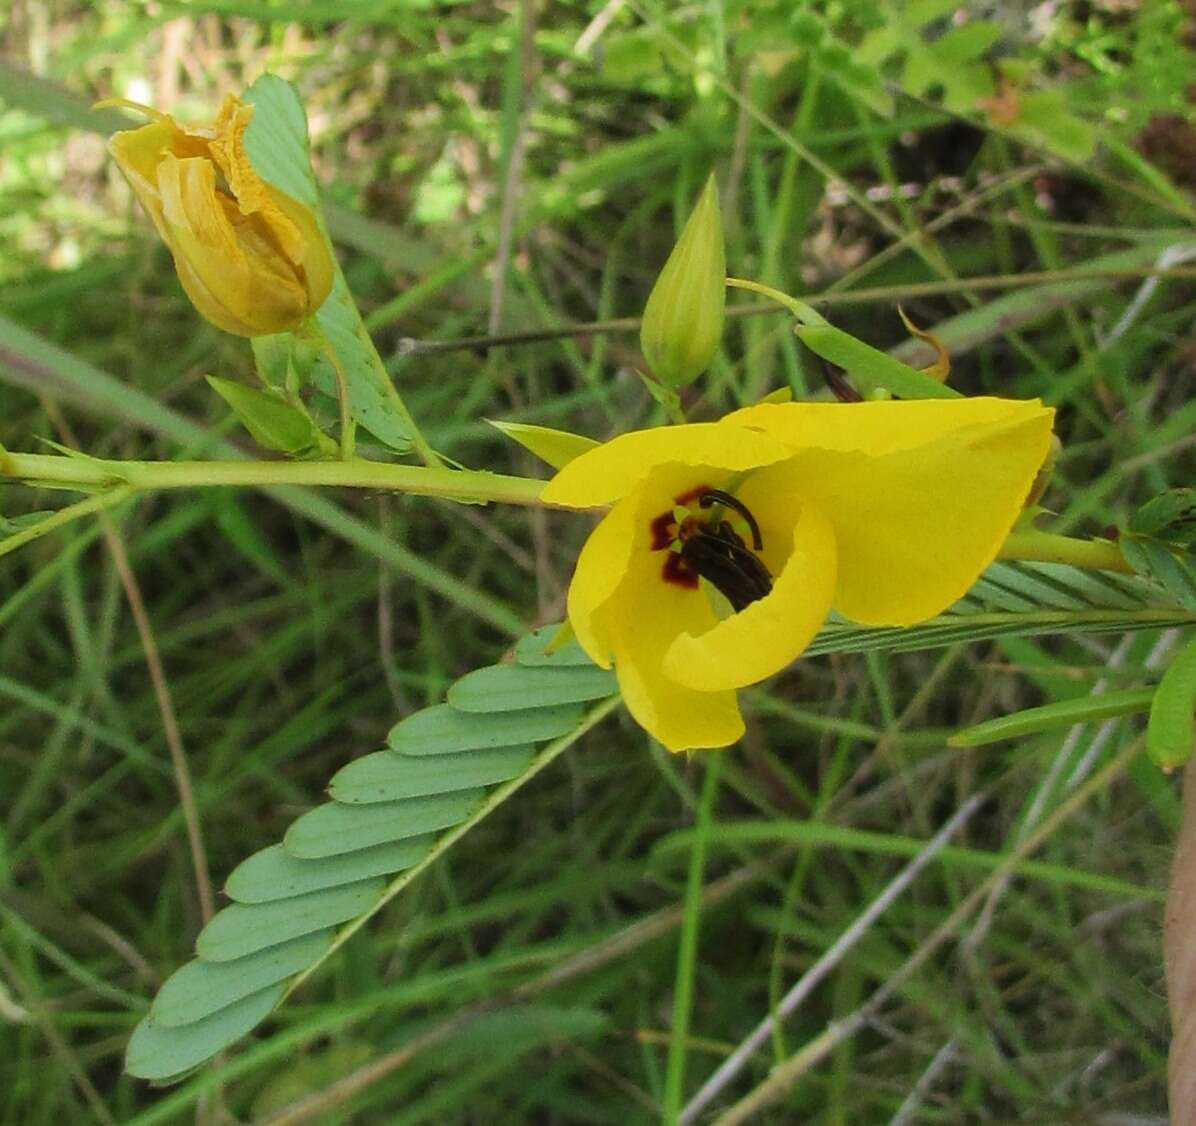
left=447, top=664, right=617, bottom=712
left=224, top=839, right=435, bottom=903
left=195, top=880, right=385, bottom=962
left=241, top=75, right=414, bottom=453
left=284, top=790, right=486, bottom=858
left=329, top=746, right=534, bottom=802
left=126, top=986, right=285, bottom=1082
left=152, top=932, right=333, bottom=1027
left=388, top=701, right=584, bottom=754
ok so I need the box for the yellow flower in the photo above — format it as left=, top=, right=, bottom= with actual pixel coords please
left=107, top=95, right=334, bottom=337
left=541, top=398, right=1055, bottom=751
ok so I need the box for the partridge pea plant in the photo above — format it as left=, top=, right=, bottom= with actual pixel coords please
left=3, top=76, right=1195, bottom=1089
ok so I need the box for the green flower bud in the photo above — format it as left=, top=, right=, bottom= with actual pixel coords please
left=640, top=174, right=726, bottom=388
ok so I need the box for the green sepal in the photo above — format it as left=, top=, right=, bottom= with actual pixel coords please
left=207, top=376, right=336, bottom=458
left=487, top=420, right=598, bottom=469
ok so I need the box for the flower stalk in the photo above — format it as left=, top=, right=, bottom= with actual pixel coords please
left=0, top=451, right=545, bottom=507
left=0, top=451, right=1131, bottom=581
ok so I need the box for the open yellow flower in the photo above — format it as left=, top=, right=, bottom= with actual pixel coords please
left=541, top=398, right=1055, bottom=751
left=107, top=95, right=333, bottom=336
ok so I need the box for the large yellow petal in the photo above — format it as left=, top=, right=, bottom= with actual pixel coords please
left=541, top=421, right=794, bottom=509
left=566, top=494, right=640, bottom=668
left=663, top=501, right=837, bottom=691
left=607, top=550, right=744, bottom=751
left=741, top=410, right=1054, bottom=625
left=727, top=397, right=1051, bottom=458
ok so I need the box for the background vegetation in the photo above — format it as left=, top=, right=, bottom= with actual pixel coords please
left=2, top=1, right=1196, bottom=1121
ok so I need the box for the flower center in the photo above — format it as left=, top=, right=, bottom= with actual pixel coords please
left=649, top=486, right=773, bottom=612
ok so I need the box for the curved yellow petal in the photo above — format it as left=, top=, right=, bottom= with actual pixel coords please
left=541, top=421, right=793, bottom=508
left=607, top=553, right=743, bottom=751
left=157, top=155, right=260, bottom=335
left=726, top=397, right=1050, bottom=458
left=743, top=410, right=1054, bottom=625
left=663, top=500, right=837, bottom=691
left=566, top=494, right=640, bottom=668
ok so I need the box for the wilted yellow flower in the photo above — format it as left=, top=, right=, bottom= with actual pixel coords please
left=106, top=95, right=333, bottom=337
left=541, top=398, right=1055, bottom=751
left=640, top=174, right=725, bottom=388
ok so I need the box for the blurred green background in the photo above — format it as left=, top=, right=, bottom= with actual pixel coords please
left=2, top=1, right=1196, bottom=1122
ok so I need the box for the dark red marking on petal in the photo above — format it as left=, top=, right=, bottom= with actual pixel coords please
left=649, top=511, right=676, bottom=551
left=673, top=484, right=710, bottom=507
left=648, top=483, right=712, bottom=551
left=662, top=552, right=700, bottom=590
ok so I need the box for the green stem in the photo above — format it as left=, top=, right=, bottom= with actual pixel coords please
left=0, top=452, right=545, bottom=507
left=0, top=484, right=134, bottom=562
left=663, top=753, right=723, bottom=1123
left=0, top=453, right=1140, bottom=576
left=998, top=529, right=1132, bottom=574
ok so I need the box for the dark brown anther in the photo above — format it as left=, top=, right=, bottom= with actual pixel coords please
left=679, top=524, right=773, bottom=612
left=818, top=357, right=864, bottom=403
left=698, top=489, right=764, bottom=550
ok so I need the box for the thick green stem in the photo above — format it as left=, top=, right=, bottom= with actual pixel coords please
left=998, top=529, right=1132, bottom=574
left=0, top=452, right=1139, bottom=575
left=0, top=452, right=545, bottom=507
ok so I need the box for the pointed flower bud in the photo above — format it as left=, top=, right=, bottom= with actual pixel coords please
left=105, top=94, right=334, bottom=337
left=640, top=174, right=726, bottom=388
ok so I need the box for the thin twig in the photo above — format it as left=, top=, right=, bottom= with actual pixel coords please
left=708, top=739, right=1143, bottom=1124
left=678, top=792, right=987, bottom=1124
left=887, top=1038, right=958, bottom=1126
left=395, top=262, right=1196, bottom=357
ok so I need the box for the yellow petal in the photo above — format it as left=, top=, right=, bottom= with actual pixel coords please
left=742, top=410, right=1055, bottom=625
left=108, top=118, right=178, bottom=233
left=663, top=500, right=837, bottom=691
left=726, top=397, right=1050, bottom=459
left=566, top=493, right=641, bottom=668
left=607, top=549, right=743, bottom=751
left=541, top=421, right=793, bottom=509
left=157, top=155, right=259, bottom=335
left=264, top=183, right=334, bottom=313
